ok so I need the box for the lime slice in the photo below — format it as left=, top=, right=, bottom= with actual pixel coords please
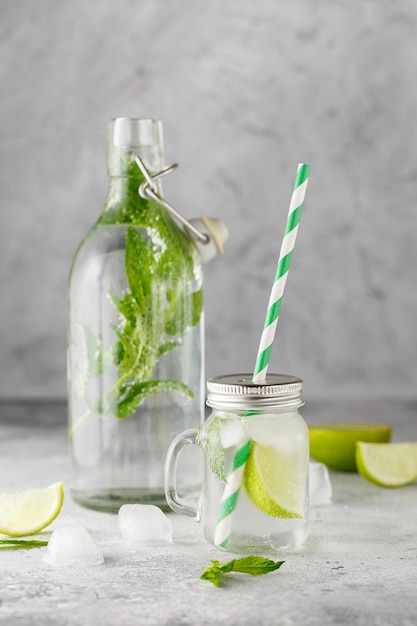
left=309, top=422, right=391, bottom=472
left=243, top=443, right=305, bottom=519
left=356, top=442, right=417, bottom=487
left=0, top=482, right=64, bottom=537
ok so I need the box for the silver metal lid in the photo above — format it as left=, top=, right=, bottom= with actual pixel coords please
left=206, top=373, right=303, bottom=409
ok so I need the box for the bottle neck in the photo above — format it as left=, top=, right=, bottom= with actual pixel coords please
left=108, top=118, right=165, bottom=176
left=101, top=118, right=165, bottom=225
left=101, top=153, right=164, bottom=225
left=107, top=152, right=163, bottom=193
left=108, top=146, right=164, bottom=179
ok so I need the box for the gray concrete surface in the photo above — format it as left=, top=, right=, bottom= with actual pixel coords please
left=0, top=400, right=416, bottom=625
left=1, top=1, right=417, bottom=402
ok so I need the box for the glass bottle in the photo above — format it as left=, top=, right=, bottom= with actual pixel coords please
left=68, top=118, right=204, bottom=512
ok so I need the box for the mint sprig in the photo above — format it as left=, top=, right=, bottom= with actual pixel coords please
left=200, top=556, right=285, bottom=586
left=69, top=159, right=203, bottom=436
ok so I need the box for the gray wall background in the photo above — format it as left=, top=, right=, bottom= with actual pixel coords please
left=1, top=0, right=416, bottom=402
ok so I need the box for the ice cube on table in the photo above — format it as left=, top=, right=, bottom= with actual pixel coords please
left=309, top=461, right=332, bottom=506
left=118, top=504, right=173, bottom=546
left=43, top=524, right=104, bottom=567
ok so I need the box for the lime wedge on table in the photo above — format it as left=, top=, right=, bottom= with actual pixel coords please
left=243, top=443, right=305, bottom=519
left=309, top=423, right=391, bottom=472
left=0, top=482, right=64, bottom=537
left=356, top=442, right=417, bottom=487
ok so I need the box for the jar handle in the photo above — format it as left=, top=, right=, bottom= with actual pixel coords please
left=164, top=428, right=201, bottom=521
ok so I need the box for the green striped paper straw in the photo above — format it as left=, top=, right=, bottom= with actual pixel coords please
left=253, top=162, right=310, bottom=383
left=214, top=163, right=310, bottom=550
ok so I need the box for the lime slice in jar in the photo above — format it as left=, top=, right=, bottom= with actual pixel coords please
left=243, top=443, right=306, bottom=519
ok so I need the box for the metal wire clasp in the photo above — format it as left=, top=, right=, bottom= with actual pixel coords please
left=131, top=153, right=210, bottom=245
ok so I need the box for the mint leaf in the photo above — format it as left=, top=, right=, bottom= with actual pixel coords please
left=200, top=559, right=235, bottom=586
left=0, top=539, right=48, bottom=551
left=74, top=323, right=113, bottom=395
left=231, top=556, right=285, bottom=576
left=125, top=225, right=152, bottom=303
left=200, top=556, right=285, bottom=586
left=116, top=379, right=194, bottom=419
left=165, top=286, right=203, bottom=336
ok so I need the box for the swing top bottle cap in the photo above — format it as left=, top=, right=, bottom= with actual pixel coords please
left=188, top=215, right=229, bottom=262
